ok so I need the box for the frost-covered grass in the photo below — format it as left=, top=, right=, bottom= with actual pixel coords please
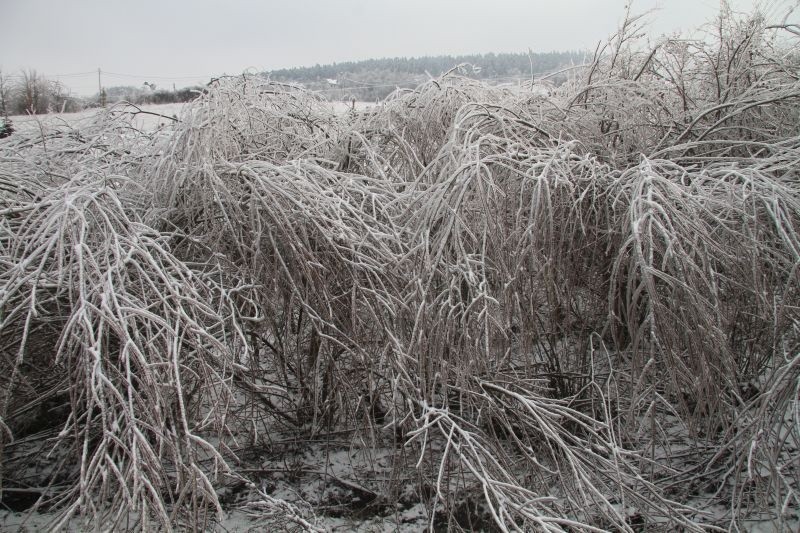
left=2, top=7, right=800, bottom=532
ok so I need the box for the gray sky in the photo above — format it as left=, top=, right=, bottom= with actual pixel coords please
left=1, top=0, right=767, bottom=95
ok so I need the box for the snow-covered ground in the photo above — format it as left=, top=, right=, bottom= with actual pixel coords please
left=0, top=438, right=434, bottom=532
left=8, top=103, right=186, bottom=133
left=330, top=101, right=376, bottom=114
left=7, top=101, right=374, bottom=135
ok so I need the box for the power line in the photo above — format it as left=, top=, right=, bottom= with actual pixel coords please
left=103, top=71, right=216, bottom=81
left=0, top=71, right=96, bottom=79
left=51, top=71, right=97, bottom=78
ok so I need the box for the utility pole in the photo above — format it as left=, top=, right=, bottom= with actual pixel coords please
left=98, top=68, right=106, bottom=107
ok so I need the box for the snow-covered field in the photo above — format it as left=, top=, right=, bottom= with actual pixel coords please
left=8, top=101, right=374, bottom=134
left=8, top=102, right=186, bottom=133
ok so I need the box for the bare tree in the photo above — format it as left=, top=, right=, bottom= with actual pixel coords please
left=0, top=69, right=10, bottom=117
left=16, top=69, right=50, bottom=114
left=48, top=79, right=79, bottom=113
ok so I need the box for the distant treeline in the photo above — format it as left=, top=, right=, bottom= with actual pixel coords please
left=265, top=51, right=588, bottom=101
left=0, top=68, right=205, bottom=116
left=103, top=84, right=205, bottom=106
left=0, top=69, right=81, bottom=116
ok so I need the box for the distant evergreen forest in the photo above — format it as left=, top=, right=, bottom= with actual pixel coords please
left=265, top=51, right=588, bottom=101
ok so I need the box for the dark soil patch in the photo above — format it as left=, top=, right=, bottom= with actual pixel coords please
left=0, top=489, right=42, bottom=512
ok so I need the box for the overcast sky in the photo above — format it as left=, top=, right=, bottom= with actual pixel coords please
left=1, top=0, right=770, bottom=95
